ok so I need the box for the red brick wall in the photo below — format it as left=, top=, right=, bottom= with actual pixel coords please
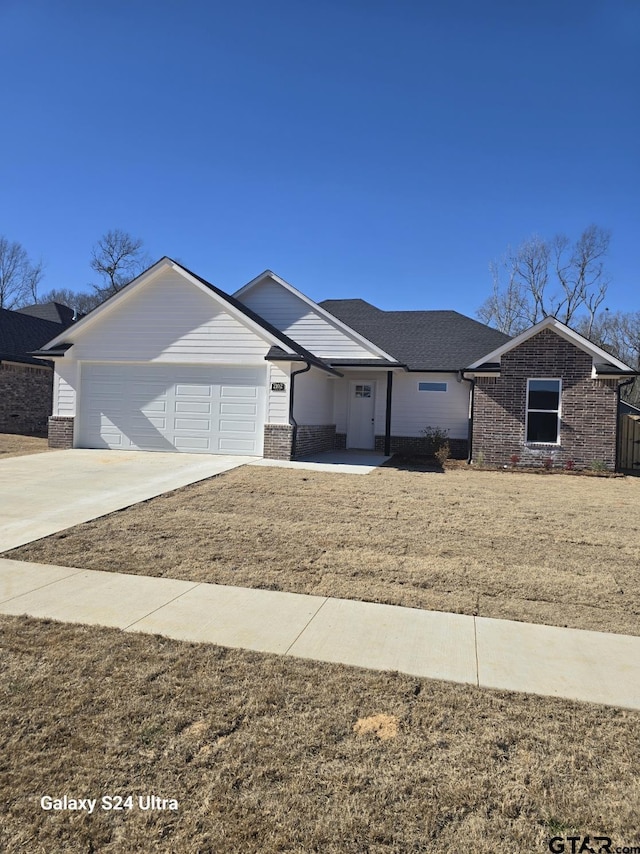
left=0, top=362, right=53, bottom=434
left=472, top=329, right=619, bottom=470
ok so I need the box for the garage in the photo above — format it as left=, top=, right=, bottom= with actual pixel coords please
left=77, top=363, right=266, bottom=455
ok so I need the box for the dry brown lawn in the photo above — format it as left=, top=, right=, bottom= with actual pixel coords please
left=9, top=464, right=640, bottom=636
left=0, top=432, right=51, bottom=459
left=2, top=614, right=639, bottom=853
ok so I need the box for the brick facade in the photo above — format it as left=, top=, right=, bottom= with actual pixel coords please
left=48, top=416, right=75, bottom=449
left=294, top=425, right=336, bottom=458
left=263, top=424, right=337, bottom=459
left=374, top=434, right=468, bottom=459
left=337, top=431, right=468, bottom=458
left=0, top=362, right=53, bottom=434
left=472, top=329, right=619, bottom=470
left=263, top=424, right=294, bottom=460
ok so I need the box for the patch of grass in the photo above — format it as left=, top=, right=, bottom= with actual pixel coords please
left=9, top=466, right=640, bottom=636
left=1, top=615, right=639, bottom=853
left=544, top=816, right=580, bottom=837
left=0, top=433, right=51, bottom=459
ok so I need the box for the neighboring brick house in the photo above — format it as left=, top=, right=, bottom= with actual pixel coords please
left=465, top=317, right=637, bottom=470
left=0, top=303, right=76, bottom=434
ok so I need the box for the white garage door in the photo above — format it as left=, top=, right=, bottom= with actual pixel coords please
left=78, top=364, right=266, bottom=455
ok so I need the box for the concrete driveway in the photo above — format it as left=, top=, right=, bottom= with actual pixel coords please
left=0, top=449, right=255, bottom=552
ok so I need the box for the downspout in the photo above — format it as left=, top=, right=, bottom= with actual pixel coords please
left=289, top=362, right=311, bottom=460
left=384, top=370, right=393, bottom=456
left=459, top=371, right=475, bottom=464
left=615, top=376, right=636, bottom=472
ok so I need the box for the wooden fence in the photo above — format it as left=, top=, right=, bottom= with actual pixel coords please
left=618, top=414, right=640, bottom=472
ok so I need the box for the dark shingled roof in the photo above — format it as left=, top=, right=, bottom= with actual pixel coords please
left=0, top=308, right=71, bottom=366
left=319, top=300, right=511, bottom=371
left=17, top=302, right=77, bottom=325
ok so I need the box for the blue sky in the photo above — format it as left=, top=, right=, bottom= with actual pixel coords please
left=1, top=0, right=638, bottom=316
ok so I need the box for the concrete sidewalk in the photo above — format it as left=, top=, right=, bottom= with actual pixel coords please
left=250, top=450, right=391, bottom=475
left=1, top=557, right=639, bottom=711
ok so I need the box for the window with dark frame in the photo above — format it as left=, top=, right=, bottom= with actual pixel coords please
left=418, top=381, right=447, bottom=392
left=526, top=379, right=561, bottom=443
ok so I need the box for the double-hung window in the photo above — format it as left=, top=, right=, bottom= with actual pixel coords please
left=526, top=379, right=561, bottom=444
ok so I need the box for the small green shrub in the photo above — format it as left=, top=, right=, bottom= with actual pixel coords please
left=590, top=460, right=607, bottom=472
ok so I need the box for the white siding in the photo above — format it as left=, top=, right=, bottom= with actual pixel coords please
left=53, top=361, right=78, bottom=416
left=333, top=373, right=388, bottom=434
left=391, top=372, right=469, bottom=438
left=267, top=362, right=290, bottom=424
left=68, top=269, right=272, bottom=364
left=293, top=367, right=335, bottom=425
left=238, top=277, right=383, bottom=360
left=332, top=371, right=470, bottom=438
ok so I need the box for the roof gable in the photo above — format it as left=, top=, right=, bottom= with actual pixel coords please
left=41, top=258, right=286, bottom=350
left=234, top=272, right=396, bottom=361
left=60, top=267, right=283, bottom=362
left=37, top=259, right=340, bottom=375
left=466, top=316, right=636, bottom=373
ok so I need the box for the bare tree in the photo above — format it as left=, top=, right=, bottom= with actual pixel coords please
left=578, top=310, right=640, bottom=369
left=477, top=226, right=610, bottom=336
left=38, top=287, right=103, bottom=315
left=481, top=259, right=531, bottom=335
left=575, top=309, right=640, bottom=407
left=0, top=236, right=44, bottom=309
left=90, top=229, right=149, bottom=299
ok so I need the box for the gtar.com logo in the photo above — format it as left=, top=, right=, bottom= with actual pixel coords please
left=548, top=837, right=640, bottom=854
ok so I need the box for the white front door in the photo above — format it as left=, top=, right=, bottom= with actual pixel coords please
left=347, top=381, right=376, bottom=449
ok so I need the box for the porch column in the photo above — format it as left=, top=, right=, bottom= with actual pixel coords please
left=384, top=370, right=393, bottom=456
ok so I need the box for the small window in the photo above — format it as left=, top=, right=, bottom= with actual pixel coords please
left=418, top=382, right=447, bottom=392
left=526, top=379, right=561, bottom=443
left=354, top=384, right=372, bottom=398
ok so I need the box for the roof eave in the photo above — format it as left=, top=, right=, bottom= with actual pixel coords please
left=0, top=354, right=53, bottom=367
left=594, top=369, right=640, bottom=378
left=265, top=351, right=343, bottom=377
left=327, top=360, right=405, bottom=369
left=31, top=343, right=74, bottom=358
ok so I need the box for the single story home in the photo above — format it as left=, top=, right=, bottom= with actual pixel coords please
left=34, top=258, right=637, bottom=470
left=0, top=303, right=76, bottom=434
